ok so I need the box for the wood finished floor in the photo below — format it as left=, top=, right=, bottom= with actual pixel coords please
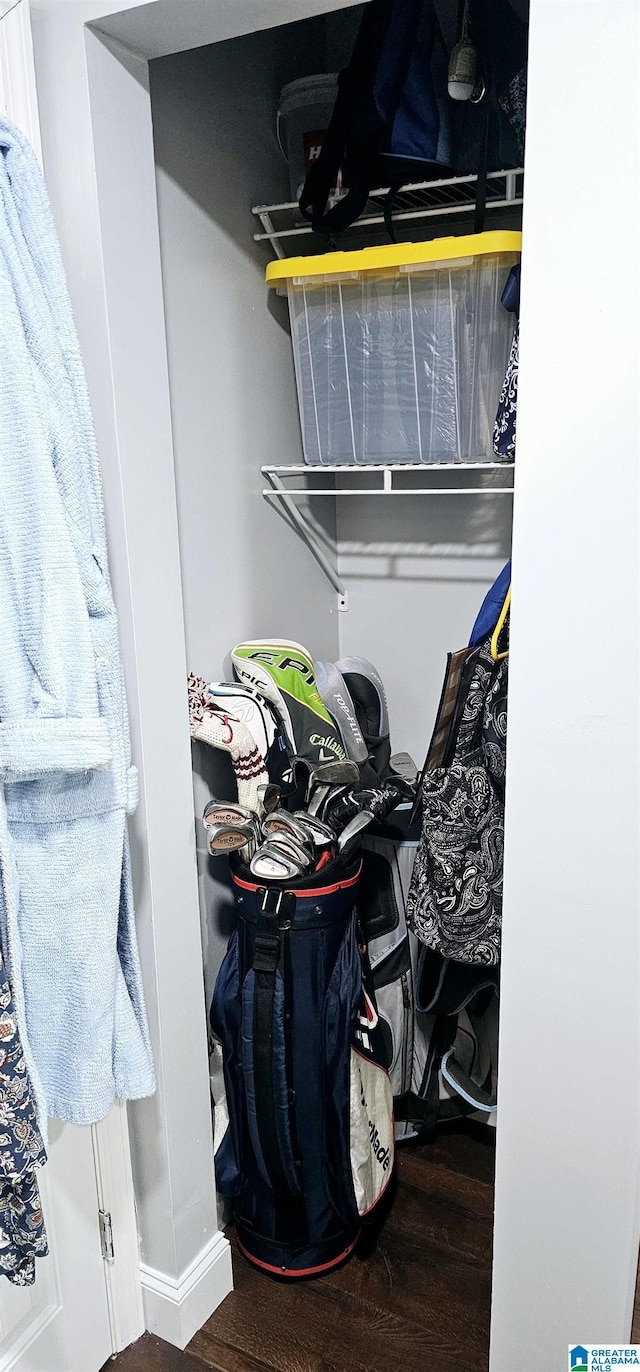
left=107, top=1124, right=495, bottom=1372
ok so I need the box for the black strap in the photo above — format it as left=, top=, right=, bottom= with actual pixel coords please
left=472, top=0, right=491, bottom=234
left=414, top=1019, right=449, bottom=1143
left=473, top=97, right=490, bottom=234
left=300, top=0, right=432, bottom=236
left=252, top=889, right=306, bottom=1244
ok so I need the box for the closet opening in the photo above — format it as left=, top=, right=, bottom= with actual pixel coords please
left=145, top=1, right=527, bottom=1363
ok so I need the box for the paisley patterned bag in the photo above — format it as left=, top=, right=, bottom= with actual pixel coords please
left=0, top=952, right=48, bottom=1284
left=407, top=636, right=507, bottom=966
left=493, top=263, right=520, bottom=461
left=493, top=319, right=518, bottom=460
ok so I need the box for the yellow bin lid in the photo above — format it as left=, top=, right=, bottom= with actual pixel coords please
left=266, top=230, right=522, bottom=285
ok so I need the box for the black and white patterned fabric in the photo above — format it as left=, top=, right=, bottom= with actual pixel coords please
left=0, top=952, right=48, bottom=1284
left=493, top=318, right=519, bottom=460
left=407, top=636, right=507, bottom=966
left=498, top=67, right=527, bottom=160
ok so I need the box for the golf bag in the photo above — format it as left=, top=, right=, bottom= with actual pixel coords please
left=357, top=809, right=498, bottom=1141
left=210, top=853, right=394, bottom=1276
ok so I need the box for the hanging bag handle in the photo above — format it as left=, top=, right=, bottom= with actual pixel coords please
left=490, top=586, right=511, bottom=661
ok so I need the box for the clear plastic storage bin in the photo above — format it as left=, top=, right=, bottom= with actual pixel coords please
left=266, top=231, right=521, bottom=465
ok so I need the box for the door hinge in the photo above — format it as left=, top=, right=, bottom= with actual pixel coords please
left=99, top=1208, right=115, bottom=1264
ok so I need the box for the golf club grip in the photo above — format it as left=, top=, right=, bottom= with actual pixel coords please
left=326, top=797, right=361, bottom=830
left=328, top=785, right=406, bottom=830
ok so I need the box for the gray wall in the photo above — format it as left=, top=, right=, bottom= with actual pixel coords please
left=149, top=11, right=512, bottom=993
left=149, top=24, right=344, bottom=998
left=337, top=492, right=511, bottom=768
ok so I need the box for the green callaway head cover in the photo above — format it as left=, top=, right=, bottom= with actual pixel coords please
left=231, top=639, right=347, bottom=769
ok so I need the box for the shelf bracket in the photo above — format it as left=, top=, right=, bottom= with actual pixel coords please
left=262, top=469, right=349, bottom=611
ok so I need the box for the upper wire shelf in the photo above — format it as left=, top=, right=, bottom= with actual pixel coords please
left=253, top=168, right=524, bottom=258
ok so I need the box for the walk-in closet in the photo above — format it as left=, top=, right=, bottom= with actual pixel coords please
left=142, top=7, right=518, bottom=1359
left=0, top=1, right=636, bottom=1369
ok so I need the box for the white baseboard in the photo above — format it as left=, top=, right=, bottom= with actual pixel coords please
left=140, top=1229, right=233, bottom=1350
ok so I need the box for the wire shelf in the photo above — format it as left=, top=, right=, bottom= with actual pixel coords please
left=253, top=168, right=523, bottom=257
left=262, top=462, right=515, bottom=495
left=261, top=463, right=515, bottom=607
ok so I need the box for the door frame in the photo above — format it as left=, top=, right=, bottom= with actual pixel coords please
left=0, top=2, right=144, bottom=1358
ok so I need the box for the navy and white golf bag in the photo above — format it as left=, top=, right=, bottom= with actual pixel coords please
left=210, top=853, right=394, bottom=1277
left=358, top=809, right=498, bottom=1141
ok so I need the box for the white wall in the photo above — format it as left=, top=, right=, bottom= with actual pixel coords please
left=490, top=3, right=640, bottom=1369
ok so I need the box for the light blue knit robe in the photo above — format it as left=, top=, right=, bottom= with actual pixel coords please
left=0, top=117, right=155, bottom=1125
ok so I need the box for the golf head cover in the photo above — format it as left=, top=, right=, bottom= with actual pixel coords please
left=314, top=660, right=378, bottom=789
left=231, top=639, right=349, bottom=773
left=206, top=681, right=293, bottom=790
left=187, top=672, right=268, bottom=811
left=334, top=657, right=392, bottom=782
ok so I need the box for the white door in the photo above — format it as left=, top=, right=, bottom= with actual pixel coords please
left=0, top=1123, right=114, bottom=1372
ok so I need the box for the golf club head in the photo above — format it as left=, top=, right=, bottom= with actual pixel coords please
left=203, top=799, right=257, bottom=830
left=337, top=810, right=374, bottom=858
left=307, top=783, right=331, bottom=818
left=265, top=834, right=312, bottom=869
left=257, top=782, right=281, bottom=814
left=261, top=812, right=313, bottom=852
left=309, top=759, right=361, bottom=789
left=207, top=821, right=255, bottom=855
left=249, top=845, right=306, bottom=881
left=292, top=812, right=336, bottom=851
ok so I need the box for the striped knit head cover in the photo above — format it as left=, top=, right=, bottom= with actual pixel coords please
left=187, top=673, right=268, bottom=812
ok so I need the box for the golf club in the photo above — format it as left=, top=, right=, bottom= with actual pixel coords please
left=265, top=833, right=312, bottom=870
left=292, top=812, right=336, bottom=856
left=250, top=845, right=307, bottom=881
left=207, top=821, right=256, bottom=855
left=337, top=810, right=374, bottom=860
left=203, top=798, right=257, bottom=830
left=305, top=759, right=360, bottom=805
left=261, top=812, right=314, bottom=852
left=257, top=782, right=281, bottom=815
left=307, top=783, right=332, bottom=818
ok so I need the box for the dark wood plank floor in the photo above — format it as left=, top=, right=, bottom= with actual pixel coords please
left=108, top=1123, right=494, bottom=1372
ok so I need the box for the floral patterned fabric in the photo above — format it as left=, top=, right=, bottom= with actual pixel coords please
left=407, top=635, right=508, bottom=966
left=0, top=956, right=47, bottom=1284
